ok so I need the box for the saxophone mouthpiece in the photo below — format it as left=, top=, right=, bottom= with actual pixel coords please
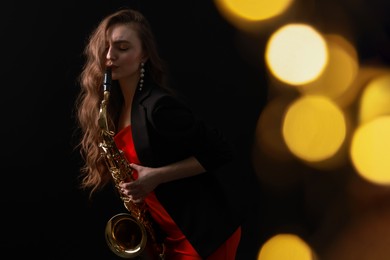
left=104, top=67, right=112, bottom=92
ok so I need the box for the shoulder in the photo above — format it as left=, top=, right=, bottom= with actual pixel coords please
left=140, top=85, right=197, bottom=134
left=143, top=84, right=189, bottom=111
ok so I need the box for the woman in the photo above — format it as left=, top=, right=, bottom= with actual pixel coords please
left=75, top=8, right=242, bottom=260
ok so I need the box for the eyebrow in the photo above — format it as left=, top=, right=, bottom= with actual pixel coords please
left=112, top=40, right=130, bottom=44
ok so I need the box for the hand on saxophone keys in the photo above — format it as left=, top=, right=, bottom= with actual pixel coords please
left=119, top=162, right=160, bottom=203
left=119, top=183, right=145, bottom=204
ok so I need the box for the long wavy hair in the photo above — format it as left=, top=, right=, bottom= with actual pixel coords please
left=74, top=8, right=167, bottom=197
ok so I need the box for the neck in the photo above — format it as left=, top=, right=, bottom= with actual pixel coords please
left=119, top=75, right=140, bottom=108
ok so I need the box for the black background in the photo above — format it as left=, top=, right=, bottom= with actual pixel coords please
left=2, top=0, right=390, bottom=259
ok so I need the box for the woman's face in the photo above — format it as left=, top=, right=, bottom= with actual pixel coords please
left=105, top=23, right=145, bottom=82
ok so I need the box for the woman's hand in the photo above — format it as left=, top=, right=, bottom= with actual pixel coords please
left=118, top=163, right=160, bottom=203
left=118, top=157, right=205, bottom=203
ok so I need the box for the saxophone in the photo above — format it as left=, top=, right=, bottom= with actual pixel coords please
left=98, top=68, right=165, bottom=259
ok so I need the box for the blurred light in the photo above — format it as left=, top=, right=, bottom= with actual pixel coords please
left=282, top=95, right=346, bottom=162
left=350, top=116, right=390, bottom=185
left=324, top=205, right=390, bottom=260
left=255, top=96, right=295, bottom=161
left=358, top=74, right=390, bottom=125
left=214, top=0, right=294, bottom=22
left=253, top=96, right=304, bottom=189
left=298, top=34, right=358, bottom=101
left=265, top=24, right=328, bottom=85
left=258, top=233, right=315, bottom=260
left=335, top=66, right=390, bottom=108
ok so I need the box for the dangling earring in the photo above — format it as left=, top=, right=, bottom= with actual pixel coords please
left=139, top=62, right=145, bottom=91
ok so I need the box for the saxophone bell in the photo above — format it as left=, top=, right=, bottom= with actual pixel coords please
left=105, top=213, right=148, bottom=258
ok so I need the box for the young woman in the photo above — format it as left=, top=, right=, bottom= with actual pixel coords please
left=75, top=8, right=242, bottom=259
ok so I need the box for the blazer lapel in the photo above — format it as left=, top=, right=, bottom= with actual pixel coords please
left=131, top=83, right=154, bottom=166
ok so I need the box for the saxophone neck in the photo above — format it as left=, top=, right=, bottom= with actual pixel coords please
left=98, top=91, right=110, bottom=130
left=98, top=68, right=112, bottom=131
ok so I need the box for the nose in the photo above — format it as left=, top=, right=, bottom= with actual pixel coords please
left=106, top=46, right=116, bottom=65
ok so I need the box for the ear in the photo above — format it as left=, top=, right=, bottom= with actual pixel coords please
left=141, top=55, right=149, bottom=63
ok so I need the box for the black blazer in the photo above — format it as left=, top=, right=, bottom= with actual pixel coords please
left=130, top=79, right=242, bottom=258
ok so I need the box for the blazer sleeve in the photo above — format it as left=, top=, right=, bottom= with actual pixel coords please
left=147, top=95, right=233, bottom=171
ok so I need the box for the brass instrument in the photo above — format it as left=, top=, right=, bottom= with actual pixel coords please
left=98, top=68, right=165, bottom=259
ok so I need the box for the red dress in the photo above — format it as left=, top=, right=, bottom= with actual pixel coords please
left=114, top=125, right=241, bottom=260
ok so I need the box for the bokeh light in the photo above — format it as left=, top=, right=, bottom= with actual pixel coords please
left=255, top=96, right=295, bottom=161
left=258, top=233, right=315, bottom=260
left=298, top=34, right=358, bottom=101
left=265, top=24, right=328, bottom=85
left=282, top=95, right=346, bottom=162
left=350, top=116, right=390, bottom=185
left=324, top=200, right=390, bottom=260
left=213, top=0, right=294, bottom=31
left=358, top=74, right=390, bottom=125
